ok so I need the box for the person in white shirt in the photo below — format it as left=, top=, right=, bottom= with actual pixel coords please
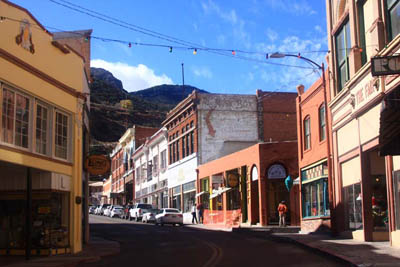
left=191, top=204, right=198, bottom=224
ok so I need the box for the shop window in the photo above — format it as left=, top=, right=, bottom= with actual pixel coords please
left=393, top=171, right=400, bottom=230
left=227, top=187, right=241, bottom=210
left=1, top=88, right=30, bottom=148
left=343, top=183, right=363, bottom=230
left=172, top=185, right=181, bottom=211
left=303, top=116, right=311, bottom=150
left=387, top=0, right=400, bottom=42
left=319, top=104, right=326, bottom=142
left=302, top=178, right=329, bottom=218
left=54, top=111, right=69, bottom=160
left=335, top=21, right=351, bottom=92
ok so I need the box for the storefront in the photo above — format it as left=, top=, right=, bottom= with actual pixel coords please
left=0, top=162, right=71, bottom=255
left=197, top=142, right=299, bottom=228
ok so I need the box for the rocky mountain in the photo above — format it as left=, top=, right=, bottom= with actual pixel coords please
left=89, top=67, right=207, bottom=144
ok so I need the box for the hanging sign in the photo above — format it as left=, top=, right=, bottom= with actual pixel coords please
left=285, top=175, right=293, bottom=192
left=85, top=154, right=111, bottom=176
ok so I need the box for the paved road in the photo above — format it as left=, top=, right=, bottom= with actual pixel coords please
left=83, top=215, right=346, bottom=267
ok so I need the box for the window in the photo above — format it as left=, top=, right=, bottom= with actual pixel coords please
left=358, top=0, right=367, bottom=65
left=182, top=136, right=185, bottom=158
left=393, top=171, right=400, bottom=230
left=169, top=144, right=172, bottom=164
left=190, top=131, right=194, bottom=154
left=343, top=183, right=363, bottom=230
left=1, top=88, right=30, bottom=148
left=304, top=116, right=311, bottom=150
left=186, top=134, right=189, bottom=156
left=135, top=167, right=141, bottom=185
left=319, top=105, right=326, bottom=142
left=302, top=178, right=329, bottom=218
left=160, top=150, right=166, bottom=169
left=36, top=103, right=49, bottom=155
left=152, top=155, right=158, bottom=174
left=54, top=111, right=69, bottom=159
left=336, top=21, right=351, bottom=92
left=176, top=139, right=179, bottom=161
left=387, top=0, right=400, bottom=41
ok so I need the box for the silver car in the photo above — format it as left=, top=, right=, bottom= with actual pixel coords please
left=142, top=209, right=159, bottom=223
left=110, top=206, right=124, bottom=218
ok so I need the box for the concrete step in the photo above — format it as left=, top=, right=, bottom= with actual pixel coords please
left=233, top=226, right=300, bottom=234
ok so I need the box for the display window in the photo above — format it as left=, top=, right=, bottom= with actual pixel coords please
left=0, top=192, right=69, bottom=250
left=343, top=183, right=363, bottom=230
left=302, top=178, right=329, bottom=218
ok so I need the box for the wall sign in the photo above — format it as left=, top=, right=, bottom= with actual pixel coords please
left=85, top=154, right=111, bottom=176
left=267, top=164, right=286, bottom=179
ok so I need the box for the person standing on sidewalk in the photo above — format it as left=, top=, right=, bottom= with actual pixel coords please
left=191, top=203, right=198, bottom=224
left=197, top=202, right=204, bottom=224
left=277, top=200, right=288, bottom=227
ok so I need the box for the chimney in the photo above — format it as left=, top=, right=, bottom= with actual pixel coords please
left=296, top=84, right=305, bottom=95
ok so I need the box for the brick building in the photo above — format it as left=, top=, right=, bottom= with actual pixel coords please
left=109, top=125, right=158, bottom=205
left=296, top=72, right=332, bottom=234
left=325, top=0, right=400, bottom=246
left=196, top=90, right=299, bottom=227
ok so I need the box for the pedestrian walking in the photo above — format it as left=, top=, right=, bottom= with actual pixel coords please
left=277, top=200, right=288, bottom=227
left=197, top=202, right=204, bottom=224
left=191, top=203, right=198, bottom=224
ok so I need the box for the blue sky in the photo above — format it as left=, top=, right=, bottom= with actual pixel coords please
left=11, top=0, right=328, bottom=94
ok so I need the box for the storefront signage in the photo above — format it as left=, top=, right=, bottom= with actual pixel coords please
left=267, top=164, right=286, bottom=179
left=372, top=55, right=400, bottom=76
left=85, top=154, right=111, bottom=176
left=351, top=77, right=380, bottom=111
left=227, top=173, right=239, bottom=187
left=38, top=206, right=51, bottom=214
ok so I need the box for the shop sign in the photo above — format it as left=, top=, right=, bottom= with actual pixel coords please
left=371, top=55, right=400, bottom=76
left=227, top=173, right=239, bottom=187
left=85, top=154, right=110, bottom=176
left=267, top=164, right=286, bottom=179
left=38, top=206, right=51, bottom=214
left=350, top=76, right=380, bottom=112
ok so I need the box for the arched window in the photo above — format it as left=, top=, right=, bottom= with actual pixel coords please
left=303, top=116, right=311, bottom=150
left=319, top=104, right=326, bottom=141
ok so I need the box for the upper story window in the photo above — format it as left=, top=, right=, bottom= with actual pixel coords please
left=153, top=155, right=159, bottom=174
left=319, top=104, right=326, bottom=142
left=160, top=149, right=166, bottom=170
left=54, top=110, right=69, bottom=160
left=387, top=0, right=400, bottom=41
left=36, top=103, right=49, bottom=155
left=336, top=20, right=351, bottom=92
left=357, top=0, right=367, bottom=65
left=304, top=116, right=311, bottom=150
left=2, top=88, right=30, bottom=148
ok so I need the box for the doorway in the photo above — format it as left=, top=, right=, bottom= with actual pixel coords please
left=267, top=179, right=290, bottom=225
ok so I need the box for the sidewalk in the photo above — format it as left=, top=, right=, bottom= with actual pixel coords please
left=0, top=235, right=120, bottom=267
left=187, top=223, right=400, bottom=266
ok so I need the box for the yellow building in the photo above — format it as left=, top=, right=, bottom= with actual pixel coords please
left=326, top=0, right=400, bottom=246
left=0, top=0, right=89, bottom=255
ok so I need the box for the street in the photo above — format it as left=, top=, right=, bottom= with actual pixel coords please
left=83, top=215, right=347, bottom=267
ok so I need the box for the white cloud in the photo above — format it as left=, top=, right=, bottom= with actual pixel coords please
left=192, top=66, right=213, bottom=79
left=263, top=0, right=316, bottom=16
left=91, top=59, right=173, bottom=92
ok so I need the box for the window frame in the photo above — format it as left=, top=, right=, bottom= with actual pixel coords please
left=53, top=109, right=71, bottom=161
left=319, top=104, right=326, bottom=142
left=335, top=20, right=351, bottom=93
left=303, top=116, right=311, bottom=151
left=35, top=101, right=51, bottom=155
left=386, top=0, right=400, bottom=42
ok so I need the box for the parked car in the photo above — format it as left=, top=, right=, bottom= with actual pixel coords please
left=155, top=208, right=183, bottom=226
left=98, top=204, right=111, bottom=215
left=89, top=206, right=96, bottom=214
left=142, top=208, right=159, bottom=223
left=129, top=203, right=153, bottom=221
left=121, top=205, right=133, bottom=220
left=103, top=205, right=114, bottom=217
left=110, top=206, right=124, bottom=218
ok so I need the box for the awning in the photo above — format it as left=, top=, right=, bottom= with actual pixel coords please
left=379, top=87, right=400, bottom=156
left=293, top=177, right=300, bottom=185
left=209, top=187, right=232, bottom=199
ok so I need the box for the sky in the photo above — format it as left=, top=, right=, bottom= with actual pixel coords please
left=10, top=0, right=328, bottom=95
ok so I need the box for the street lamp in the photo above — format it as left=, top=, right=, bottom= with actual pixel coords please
left=270, top=51, right=335, bottom=234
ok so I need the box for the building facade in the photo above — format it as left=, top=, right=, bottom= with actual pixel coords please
left=296, top=74, right=332, bottom=234
left=133, top=128, right=168, bottom=208
left=0, top=0, right=89, bottom=255
left=326, top=0, right=400, bottom=246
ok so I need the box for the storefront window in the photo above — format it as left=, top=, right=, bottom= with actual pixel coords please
left=0, top=192, right=69, bottom=250
left=371, top=175, right=388, bottom=231
left=183, top=181, right=196, bottom=213
left=302, top=178, right=329, bottom=218
left=227, top=187, right=240, bottom=210
left=393, top=171, right=400, bottom=230
left=172, top=185, right=181, bottom=211
left=344, top=183, right=363, bottom=230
